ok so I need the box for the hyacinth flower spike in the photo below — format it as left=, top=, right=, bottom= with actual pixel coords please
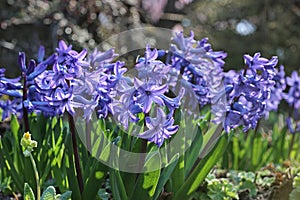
left=223, top=53, right=278, bottom=132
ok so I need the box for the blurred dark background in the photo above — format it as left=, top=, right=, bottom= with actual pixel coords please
left=0, top=0, right=299, bottom=78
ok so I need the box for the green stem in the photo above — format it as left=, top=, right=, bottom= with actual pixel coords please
left=29, top=153, right=40, bottom=200
left=65, top=80, right=84, bottom=194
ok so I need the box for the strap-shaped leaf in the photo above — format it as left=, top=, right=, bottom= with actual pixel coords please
left=174, top=133, right=228, bottom=200
left=110, top=168, right=128, bottom=200
left=184, top=127, right=203, bottom=177
left=10, top=115, right=20, bottom=142
left=129, top=151, right=161, bottom=200
left=82, top=161, right=106, bottom=199
left=153, top=153, right=179, bottom=200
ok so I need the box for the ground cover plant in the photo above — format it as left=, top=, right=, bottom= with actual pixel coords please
left=0, top=30, right=299, bottom=200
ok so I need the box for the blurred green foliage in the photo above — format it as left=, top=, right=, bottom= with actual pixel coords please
left=181, top=0, right=300, bottom=73
left=220, top=113, right=300, bottom=171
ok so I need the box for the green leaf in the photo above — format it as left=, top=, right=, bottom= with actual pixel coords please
left=251, top=136, right=262, bottom=168
left=290, top=174, right=300, bottom=200
left=10, top=114, right=24, bottom=179
left=153, top=154, right=179, bottom=200
left=199, top=124, right=223, bottom=158
left=142, top=169, right=160, bottom=196
left=52, top=170, right=67, bottom=193
left=98, top=142, right=111, bottom=161
left=56, top=191, right=72, bottom=200
left=184, top=127, right=203, bottom=176
left=173, top=133, right=228, bottom=200
left=41, top=186, right=56, bottom=200
left=0, top=138, right=24, bottom=191
left=232, top=136, right=239, bottom=170
left=110, top=169, right=128, bottom=200
left=129, top=152, right=161, bottom=200
left=24, top=183, right=36, bottom=200
left=65, top=134, right=81, bottom=199
left=82, top=161, right=106, bottom=200
left=170, top=156, right=184, bottom=192
left=239, top=181, right=257, bottom=197
left=10, top=115, right=20, bottom=141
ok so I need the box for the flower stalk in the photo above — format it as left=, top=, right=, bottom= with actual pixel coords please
left=68, top=112, right=84, bottom=194
left=22, top=72, right=29, bottom=132
left=20, top=132, right=39, bottom=200
left=29, top=153, right=40, bottom=200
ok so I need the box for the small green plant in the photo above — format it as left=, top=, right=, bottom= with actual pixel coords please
left=195, top=167, right=289, bottom=200
left=290, top=171, right=300, bottom=200
left=0, top=176, right=13, bottom=197
left=21, top=132, right=72, bottom=200
left=204, top=174, right=239, bottom=200
left=228, top=171, right=257, bottom=197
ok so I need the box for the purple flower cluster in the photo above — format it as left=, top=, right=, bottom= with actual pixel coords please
left=112, top=46, right=183, bottom=147
left=0, top=98, right=22, bottom=120
left=118, top=32, right=227, bottom=146
left=283, top=70, right=300, bottom=111
left=264, top=65, right=286, bottom=118
left=0, top=68, right=22, bottom=120
left=2, top=31, right=293, bottom=146
left=24, top=41, right=88, bottom=116
left=168, top=31, right=227, bottom=108
left=283, top=70, right=300, bottom=134
left=223, top=53, right=278, bottom=132
left=76, top=59, right=126, bottom=120
left=0, top=69, right=22, bottom=98
left=10, top=40, right=123, bottom=120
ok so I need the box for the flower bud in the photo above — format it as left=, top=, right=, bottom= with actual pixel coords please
left=20, top=132, right=37, bottom=155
